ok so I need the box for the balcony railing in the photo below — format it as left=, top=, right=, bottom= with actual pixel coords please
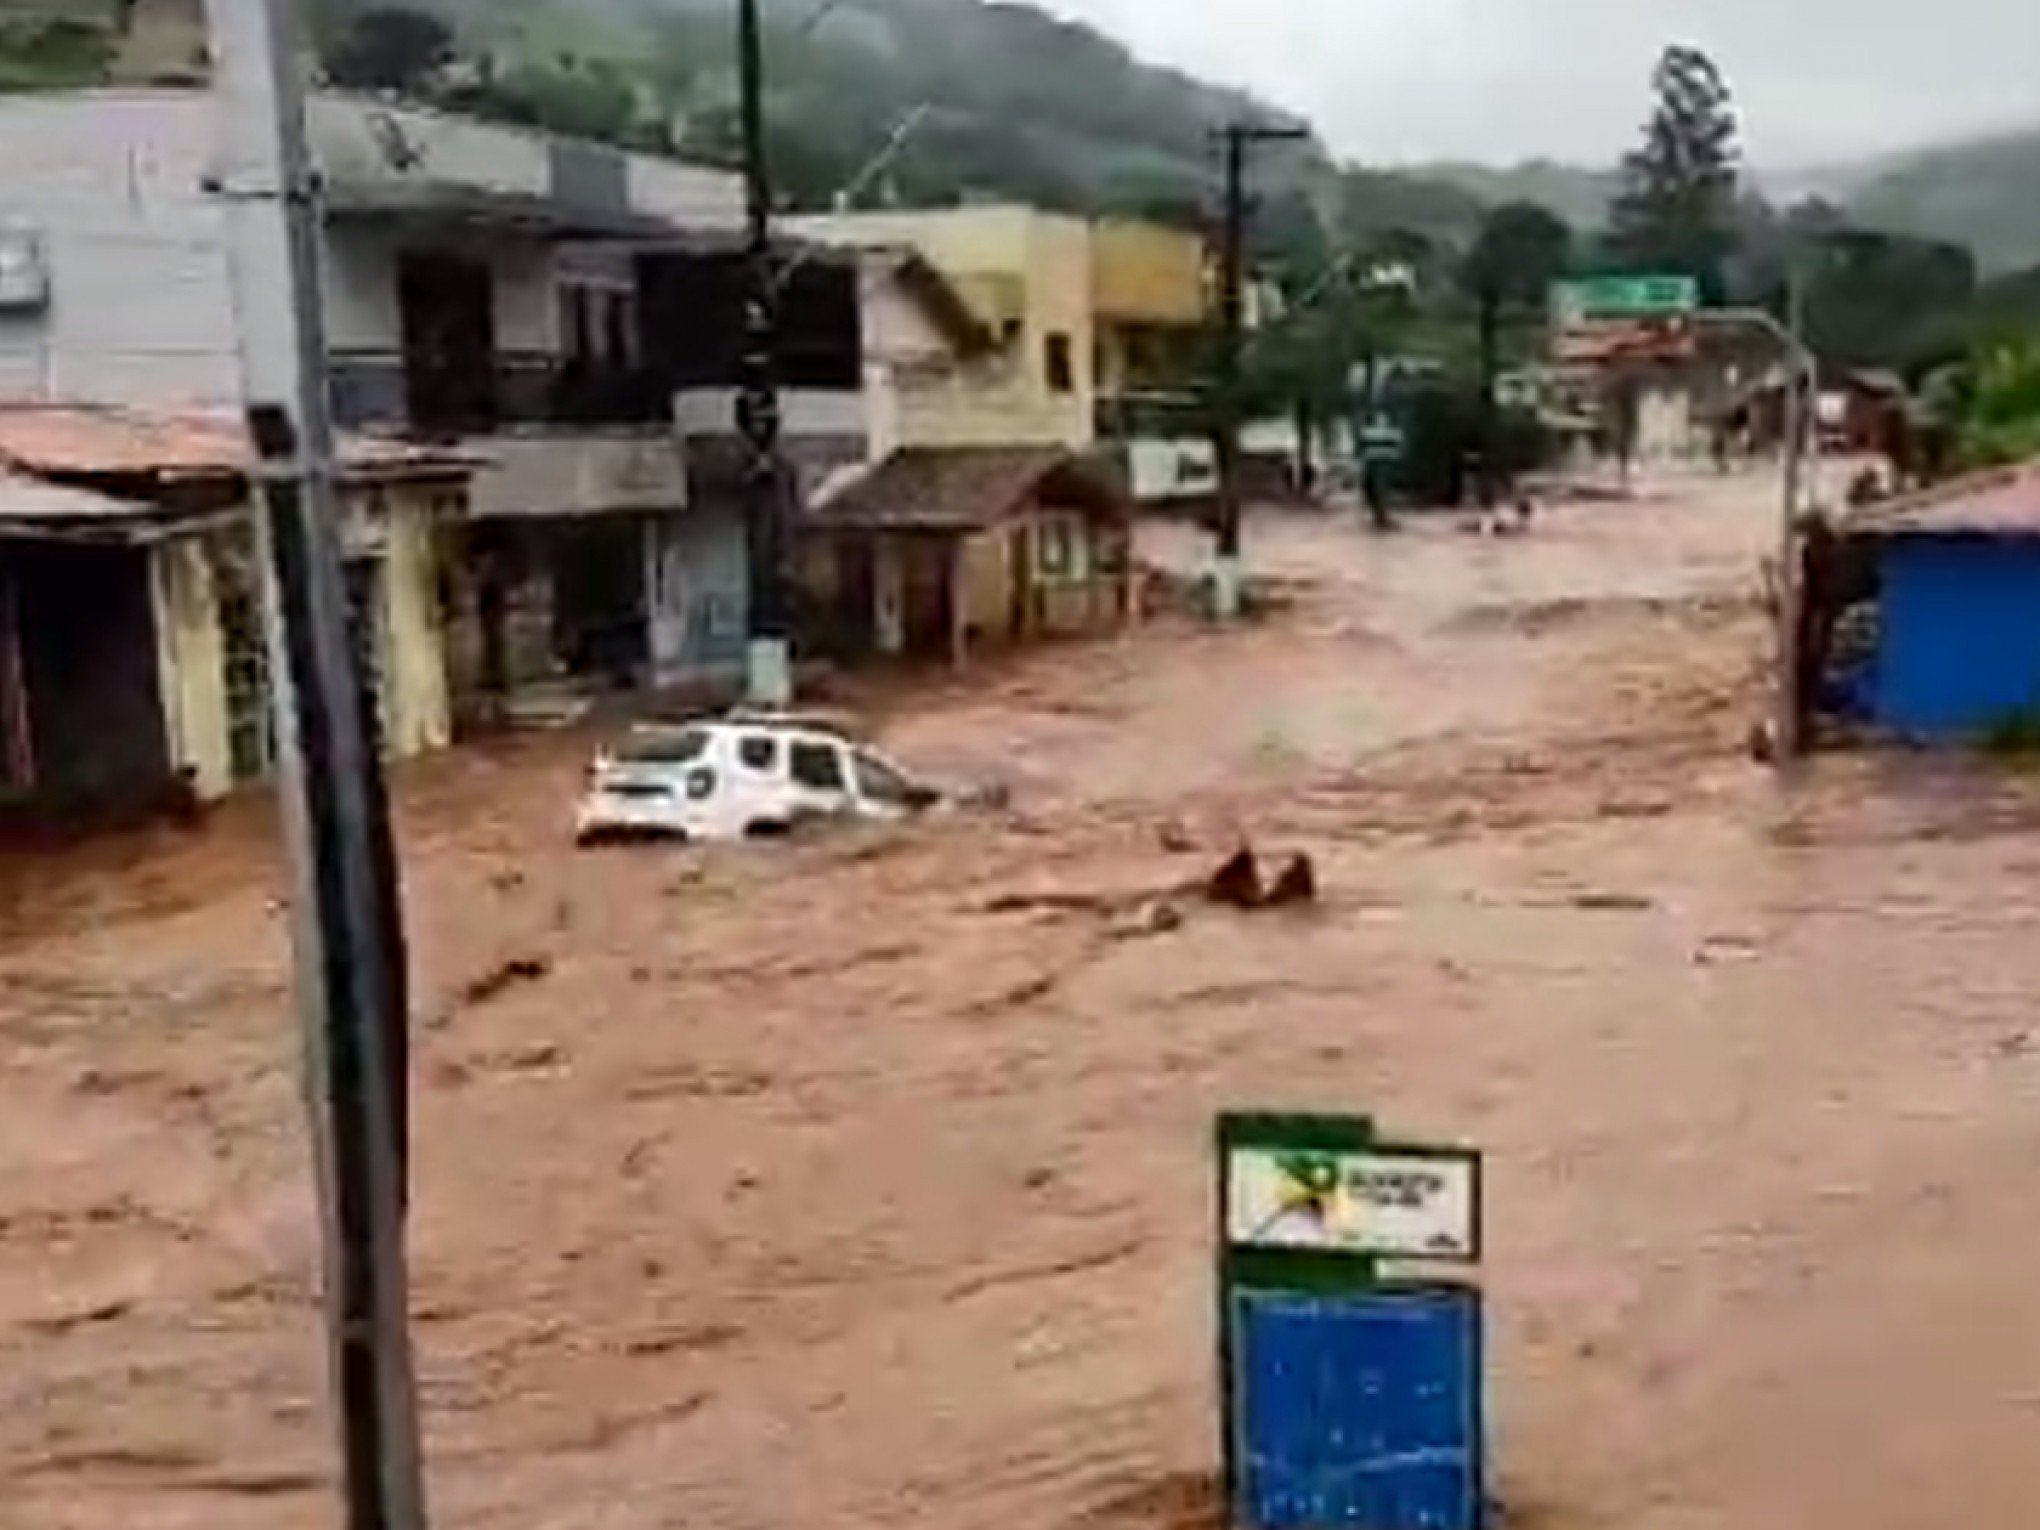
left=329, top=351, right=673, bottom=436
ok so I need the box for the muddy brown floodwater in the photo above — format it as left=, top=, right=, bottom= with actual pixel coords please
left=8, top=470, right=2040, bottom=1530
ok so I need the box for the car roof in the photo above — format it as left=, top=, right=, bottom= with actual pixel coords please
left=625, top=717, right=858, bottom=746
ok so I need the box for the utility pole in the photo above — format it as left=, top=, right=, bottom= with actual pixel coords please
left=1775, top=269, right=1812, bottom=760
left=203, top=2, right=428, bottom=1528
left=1211, top=121, right=1305, bottom=622
left=738, top=0, right=791, bottom=707
left=1695, top=292, right=1818, bottom=763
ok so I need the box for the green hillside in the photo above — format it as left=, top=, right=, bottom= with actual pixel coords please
left=1842, top=131, right=2040, bottom=275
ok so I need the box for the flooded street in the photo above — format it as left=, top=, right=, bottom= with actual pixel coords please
left=9, top=470, right=2040, bottom=1530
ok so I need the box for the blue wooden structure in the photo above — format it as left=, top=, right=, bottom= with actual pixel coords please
left=1841, top=463, right=2040, bottom=739
left=1218, top=1113, right=1486, bottom=1530
left=1235, top=1288, right=1484, bottom=1530
left=1875, top=533, right=2040, bottom=736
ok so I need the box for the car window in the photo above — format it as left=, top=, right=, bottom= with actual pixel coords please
left=616, top=728, right=709, bottom=765
left=854, top=751, right=916, bottom=806
left=738, top=734, right=779, bottom=773
left=789, top=741, right=847, bottom=792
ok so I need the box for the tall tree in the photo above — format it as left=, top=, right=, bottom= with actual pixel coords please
left=1462, top=202, right=1573, bottom=505
left=1462, top=201, right=1574, bottom=311
left=1609, top=45, right=1741, bottom=298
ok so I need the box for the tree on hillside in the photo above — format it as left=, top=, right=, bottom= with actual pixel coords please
left=322, top=5, right=455, bottom=93
left=1609, top=44, right=1740, bottom=298
left=1462, top=200, right=1573, bottom=310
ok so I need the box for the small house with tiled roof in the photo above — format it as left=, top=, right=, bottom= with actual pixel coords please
left=799, top=445, right=1132, bottom=667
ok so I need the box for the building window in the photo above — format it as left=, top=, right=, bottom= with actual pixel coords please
left=1035, top=514, right=1087, bottom=582
left=1045, top=332, right=1075, bottom=393
left=561, top=282, right=637, bottom=369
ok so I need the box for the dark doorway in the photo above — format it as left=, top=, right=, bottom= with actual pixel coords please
left=4, top=541, right=171, bottom=807
left=900, top=537, right=955, bottom=657
left=399, top=251, right=496, bottom=433
left=550, top=518, right=648, bottom=688
left=834, top=540, right=877, bottom=658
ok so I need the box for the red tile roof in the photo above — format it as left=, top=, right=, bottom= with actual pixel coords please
left=0, top=404, right=480, bottom=483
left=807, top=446, right=1126, bottom=532
left=1848, top=459, right=2040, bottom=537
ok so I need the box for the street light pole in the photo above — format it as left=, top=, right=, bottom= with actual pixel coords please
left=738, top=0, right=791, bottom=707
left=1696, top=297, right=1817, bottom=761
left=202, top=0, right=427, bottom=1526
left=1210, top=121, right=1306, bottom=623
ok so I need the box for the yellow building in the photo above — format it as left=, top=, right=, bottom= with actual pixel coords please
left=789, top=206, right=1099, bottom=454
left=1090, top=217, right=1210, bottom=406
left=0, top=406, right=469, bottom=813
left=801, top=446, right=1131, bottom=667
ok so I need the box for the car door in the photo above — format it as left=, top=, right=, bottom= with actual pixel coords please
left=785, top=734, right=854, bottom=821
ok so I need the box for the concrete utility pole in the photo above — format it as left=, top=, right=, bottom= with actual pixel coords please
left=1211, top=121, right=1306, bottom=622
left=203, top=2, right=428, bottom=1527
left=738, top=0, right=792, bottom=707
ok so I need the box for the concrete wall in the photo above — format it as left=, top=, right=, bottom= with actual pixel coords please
left=647, top=504, right=746, bottom=685
left=0, top=92, right=238, bottom=407
left=1637, top=385, right=1696, bottom=460
left=0, top=90, right=739, bottom=414
left=466, top=433, right=688, bottom=521
left=308, top=94, right=742, bottom=232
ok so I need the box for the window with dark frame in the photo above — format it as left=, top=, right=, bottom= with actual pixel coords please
left=738, top=735, right=779, bottom=773
left=1045, top=331, right=1075, bottom=393
left=853, top=751, right=915, bottom=807
left=790, top=741, right=847, bottom=793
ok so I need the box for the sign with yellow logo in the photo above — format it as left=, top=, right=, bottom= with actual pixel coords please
left=1226, top=1143, right=1479, bottom=1261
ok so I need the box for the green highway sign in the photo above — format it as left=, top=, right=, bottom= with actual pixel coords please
left=1555, top=274, right=1700, bottom=321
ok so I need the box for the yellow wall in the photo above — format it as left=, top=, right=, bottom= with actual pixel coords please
left=149, top=487, right=456, bottom=802
left=1092, top=219, right=1208, bottom=325
left=149, top=532, right=232, bottom=800
left=792, top=206, right=1096, bottom=450
left=376, top=488, right=453, bottom=760
left=961, top=523, right=1019, bottom=641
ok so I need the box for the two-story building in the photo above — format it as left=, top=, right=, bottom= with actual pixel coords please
left=790, top=205, right=1098, bottom=456
left=0, top=87, right=864, bottom=770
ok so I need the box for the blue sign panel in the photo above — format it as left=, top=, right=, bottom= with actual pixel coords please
left=1233, top=1286, right=1483, bottom=1530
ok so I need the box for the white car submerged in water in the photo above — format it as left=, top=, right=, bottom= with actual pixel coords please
left=575, top=714, right=942, bottom=845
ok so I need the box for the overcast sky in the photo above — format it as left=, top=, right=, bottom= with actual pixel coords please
left=1040, top=0, right=2040, bottom=168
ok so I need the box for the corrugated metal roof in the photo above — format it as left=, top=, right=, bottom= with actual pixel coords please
left=0, top=468, right=201, bottom=543
left=1848, top=460, right=2040, bottom=537
left=0, top=469, right=143, bottom=522
left=807, top=446, right=1126, bottom=532
left=0, top=404, right=480, bottom=483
